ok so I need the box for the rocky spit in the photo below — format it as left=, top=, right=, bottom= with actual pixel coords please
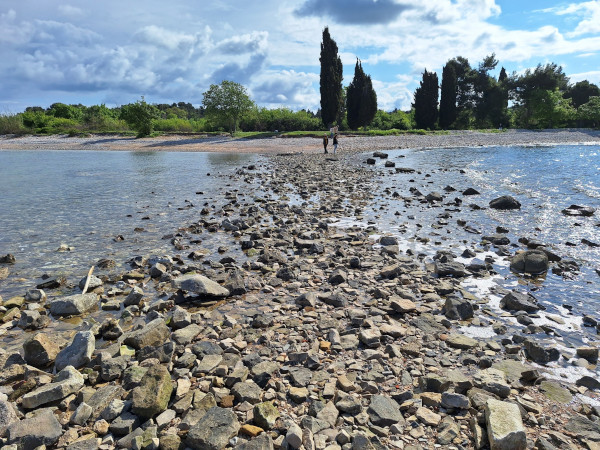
left=1, top=147, right=600, bottom=450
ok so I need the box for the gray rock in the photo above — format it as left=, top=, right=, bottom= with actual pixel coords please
left=499, top=291, right=543, bottom=313
left=99, top=354, right=129, bottom=381
left=441, top=392, right=470, bottom=409
left=172, top=324, right=202, bottom=345
left=22, top=365, right=85, bottom=409
left=523, top=339, right=560, bottom=365
left=474, top=369, right=511, bottom=398
left=71, top=402, right=93, bottom=426
left=23, top=333, right=61, bottom=367
left=0, top=399, right=19, bottom=436
left=124, top=286, right=144, bottom=306
left=441, top=296, right=474, bottom=320
left=110, top=412, right=140, bottom=436
left=235, top=433, right=274, bottom=450
left=87, top=384, right=124, bottom=420
left=79, top=274, right=103, bottom=291
left=489, top=195, right=521, bottom=210
left=172, top=273, right=230, bottom=297
left=55, top=330, right=95, bottom=371
left=170, top=306, right=192, bottom=329
left=510, top=250, right=549, bottom=274
left=49, top=293, right=98, bottom=316
left=231, top=381, right=263, bottom=404
left=295, top=292, right=317, bottom=308
left=446, top=333, right=479, bottom=349
left=435, top=261, right=467, bottom=277
left=186, top=407, right=240, bottom=450
left=485, top=399, right=527, bottom=450
left=367, top=395, right=403, bottom=426
left=253, top=401, right=280, bottom=430
left=123, top=318, right=171, bottom=350
left=137, top=342, right=175, bottom=364
left=196, top=354, right=223, bottom=373
left=576, top=376, right=600, bottom=391
left=6, top=409, right=63, bottom=448
left=17, top=310, right=50, bottom=330
left=564, top=414, right=600, bottom=441
left=132, top=365, right=173, bottom=419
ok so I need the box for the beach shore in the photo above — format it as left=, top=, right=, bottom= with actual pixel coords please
left=1, top=128, right=599, bottom=153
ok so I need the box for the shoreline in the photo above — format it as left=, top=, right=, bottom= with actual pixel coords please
left=1, top=128, right=600, bottom=153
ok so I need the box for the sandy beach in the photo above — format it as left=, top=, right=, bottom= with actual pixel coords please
left=1, top=129, right=600, bottom=153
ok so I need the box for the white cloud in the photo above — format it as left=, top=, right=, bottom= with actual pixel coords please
left=553, top=1, right=600, bottom=37
left=569, top=70, right=600, bottom=85
left=58, top=5, right=84, bottom=18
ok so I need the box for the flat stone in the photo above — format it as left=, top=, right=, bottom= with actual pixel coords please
left=485, top=399, right=527, bottom=450
left=390, top=297, right=416, bottom=313
left=23, top=333, right=61, bottom=368
left=565, top=414, right=600, bottom=442
left=446, top=333, right=479, bottom=349
left=186, top=407, right=240, bottom=450
left=473, top=368, right=511, bottom=398
left=416, top=406, right=441, bottom=426
left=441, top=392, right=470, bottom=409
left=6, top=409, right=63, bottom=448
left=123, top=318, right=171, bottom=350
left=539, top=381, right=573, bottom=404
left=196, top=354, right=223, bottom=373
left=367, top=395, right=403, bottom=426
left=172, top=273, right=230, bottom=297
left=22, top=365, right=84, bottom=409
left=49, top=293, right=98, bottom=316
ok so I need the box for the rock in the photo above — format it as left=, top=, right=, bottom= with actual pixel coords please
left=426, top=191, right=443, bottom=202
left=71, top=402, right=93, bottom=426
left=49, top=293, right=98, bottom=316
left=55, top=331, right=95, bottom=371
left=6, top=409, right=63, bottom=448
left=499, top=291, right=543, bottom=313
left=87, top=385, right=124, bottom=420
left=561, top=205, right=595, bottom=217
left=0, top=399, right=19, bottom=436
left=172, top=324, right=201, bottom=345
left=18, top=310, right=51, bottom=330
left=253, top=401, right=280, bottom=430
left=523, top=339, right=560, bottom=365
left=390, top=297, right=416, bottom=313
left=446, top=333, right=478, bottom=349
left=22, top=365, right=85, bottom=409
left=510, top=250, right=549, bottom=274
left=539, top=381, right=573, bottom=404
left=565, top=414, right=600, bottom=441
left=576, top=376, right=600, bottom=390
left=416, top=406, right=441, bottom=426
left=232, top=381, right=263, bottom=404
left=576, top=346, right=599, bottom=361
left=441, top=296, right=474, bottom=320
left=123, top=318, right=171, bottom=350
left=367, top=395, right=403, bottom=426
left=172, top=273, right=230, bottom=297
left=124, top=286, right=144, bottom=306
left=286, top=422, right=303, bottom=449
left=435, top=260, right=467, bottom=277
left=79, top=274, right=103, bottom=291
left=0, top=254, right=15, bottom=264
left=132, top=365, right=173, bottom=419
left=489, top=196, right=521, bottom=210
left=485, top=399, right=527, bottom=450
left=23, top=333, right=61, bottom=367
left=186, top=407, right=240, bottom=450
left=441, top=392, right=470, bottom=409
left=463, top=187, right=480, bottom=195
left=235, top=433, right=273, bottom=450
left=473, top=369, right=511, bottom=398
left=359, top=328, right=381, bottom=348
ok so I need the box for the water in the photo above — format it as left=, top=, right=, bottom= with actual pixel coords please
left=0, top=150, right=263, bottom=298
left=350, top=143, right=599, bottom=350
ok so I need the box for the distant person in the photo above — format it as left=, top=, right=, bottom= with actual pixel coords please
left=323, top=134, right=329, bottom=154
left=333, top=133, right=338, bottom=154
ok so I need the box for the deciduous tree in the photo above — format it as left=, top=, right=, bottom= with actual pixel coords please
left=202, top=80, right=254, bottom=135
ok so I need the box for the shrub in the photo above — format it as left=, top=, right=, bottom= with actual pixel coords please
left=0, top=113, right=26, bottom=135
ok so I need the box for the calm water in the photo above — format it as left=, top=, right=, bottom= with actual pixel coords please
left=0, top=150, right=263, bottom=298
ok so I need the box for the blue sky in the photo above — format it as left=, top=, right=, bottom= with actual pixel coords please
left=1, top=0, right=599, bottom=113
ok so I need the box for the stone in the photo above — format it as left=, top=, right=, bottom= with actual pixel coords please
left=172, top=273, right=230, bottom=297
left=510, top=250, right=549, bottom=274
left=196, top=354, right=223, bottom=373
left=441, top=392, right=470, bottom=409
left=123, top=318, right=171, bottom=350
left=577, top=376, right=600, bottom=390
left=441, top=296, right=474, bottom=320
left=7, top=409, right=63, bottom=448
left=71, top=402, right=93, bottom=426
left=132, top=365, right=173, bottom=419
left=390, top=297, right=416, bottom=313
left=23, top=333, right=61, bottom=367
left=359, top=328, right=381, bottom=348
left=79, top=274, right=103, bottom=291
left=435, top=261, right=467, bottom=277
left=186, top=407, right=240, bottom=450
left=49, top=293, right=98, bottom=316
left=499, top=291, right=542, bottom=313
left=232, top=381, right=263, bottom=404
left=446, top=333, right=479, bottom=349
left=0, top=399, right=19, bottom=436
left=22, top=365, right=85, bottom=409
left=17, top=310, right=51, bottom=330
left=253, top=401, right=280, bottom=430
left=523, top=339, right=560, bottom=365
left=489, top=195, right=521, bottom=210
left=539, top=381, right=573, bottom=404
left=124, top=286, right=144, bottom=306
left=485, top=399, right=527, bottom=450
left=286, top=422, right=303, bottom=449
left=416, top=406, right=441, bottom=426
left=55, top=331, right=95, bottom=371
left=565, top=414, right=600, bottom=441
left=473, top=369, right=511, bottom=398
left=87, top=385, right=124, bottom=420
left=367, top=395, right=403, bottom=426
left=172, top=324, right=202, bottom=345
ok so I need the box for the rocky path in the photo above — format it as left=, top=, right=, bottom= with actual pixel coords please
left=0, top=150, right=599, bottom=450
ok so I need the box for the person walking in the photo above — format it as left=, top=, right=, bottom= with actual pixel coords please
left=333, top=133, right=338, bottom=155
left=322, top=133, right=329, bottom=153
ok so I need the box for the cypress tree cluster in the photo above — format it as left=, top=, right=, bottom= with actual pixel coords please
left=319, top=27, right=343, bottom=128
left=413, top=70, right=439, bottom=130
left=439, top=63, right=457, bottom=129
left=346, top=59, right=377, bottom=130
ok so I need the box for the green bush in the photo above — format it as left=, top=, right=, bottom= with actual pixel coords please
left=0, top=113, right=26, bottom=135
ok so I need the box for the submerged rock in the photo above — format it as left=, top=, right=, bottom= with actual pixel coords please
left=489, top=195, right=521, bottom=210
left=510, top=250, right=549, bottom=274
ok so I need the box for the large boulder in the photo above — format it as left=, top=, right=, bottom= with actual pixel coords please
left=23, top=333, right=61, bottom=368
left=123, top=318, right=171, bottom=350
left=186, top=407, right=240, bottom=450
left=435, top=261, right=467, bottom=278
left=367, top=395, right=403, bottom=426
left=499, top=291, right=543, bottom=313
left=441, top=296, right=474, bottom=320
left=21, top=366, right=84, bottom=409
left=510, top=250, right=549, bottom=274
left=132, top=365, right=173, bottom=419
left=489, top=196, right=521, bottom=210
left=6, top=409, right=63, bottom=448
left=485, top=399, right=527, bottom=449
left=172, top=273, right=230, bottom=297
left=49, top=293, right=98, bottom=316
left=523, top=339, right=560, bottom=365
left=55, top=330, right=95, bottom=371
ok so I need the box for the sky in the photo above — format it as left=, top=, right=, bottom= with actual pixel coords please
left=1, top=0, right=599, bottom=113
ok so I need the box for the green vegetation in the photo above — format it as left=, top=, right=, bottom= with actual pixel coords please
left=202, top=80, right=254, bottom=135
left=319, top=27, right=343, bottom=128
left=413, top=70, right=439, bottom=130
left=120, top=97, right=159, bottom=137
left=346, top=59, right=377, bottom=130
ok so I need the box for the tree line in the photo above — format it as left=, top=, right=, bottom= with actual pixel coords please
left=1, top=27, right=599, bottom=137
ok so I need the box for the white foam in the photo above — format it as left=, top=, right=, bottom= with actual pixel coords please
left=459, top=325, right=497, bottom=339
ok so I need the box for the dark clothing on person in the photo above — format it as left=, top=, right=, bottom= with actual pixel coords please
left=323, top=135, right=328, bottom=153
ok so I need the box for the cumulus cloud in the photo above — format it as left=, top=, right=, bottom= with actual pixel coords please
left=58, top=5, right=84, bottom=18
left=251, top=70, right=319, bottom=108
left=295, top=0, right=413, bottom=25
left=553, top=1, right=600, bottom=37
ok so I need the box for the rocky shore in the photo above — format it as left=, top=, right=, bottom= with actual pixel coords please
left=1, top=128, right=600, bottom=154
left=0, top=145, right=599, bottom=450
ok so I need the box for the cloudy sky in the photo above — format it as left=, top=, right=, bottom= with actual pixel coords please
left=1, top=0, right=599, bottom=113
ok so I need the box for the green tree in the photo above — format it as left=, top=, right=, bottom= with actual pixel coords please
left=577, top=96, right=600, bottom=127
left=439, top=63, right=457, bottom=129
left=47, top=103, right=83, bottom=120
left=528, top=89, right=576, bottom=128
left=319, top=27, right=343, bottom=128
left=413, top=69, right=439, bottom=129
left=346, top=59, right=377, bottom=130
left=202, top=80, right=254, bottom=135
left=120, top=96, right=159, bottom=137
left=565, top=80, right=600, bottom=109
left=445, top=57, right=476, bottom=128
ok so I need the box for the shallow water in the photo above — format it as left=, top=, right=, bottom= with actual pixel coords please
left=0, top=150, right=264, bottom=299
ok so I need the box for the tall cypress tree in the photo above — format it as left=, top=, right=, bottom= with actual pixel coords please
left=319, top=27, right=343, bottom=128
left=413, top=70, right=439, bottom=129
left=439, top=63, right=457, bottom=129
left=347, top=59, right=377, bottom=130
